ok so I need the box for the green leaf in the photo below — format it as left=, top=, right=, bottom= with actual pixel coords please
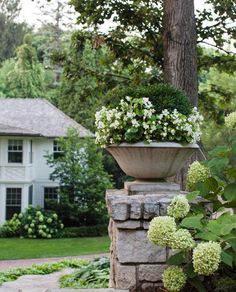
left=167, top=251, right=185, bottom=265
left=224, top=183, right=236, bottom=202
left=188, top=277, right=207, bottom=292
left=186, top=191, right=200, bottom=202
left=180, top=214, right=204, bottom=230
left=209, top=146, right=230, bottom=158
left=196, top=231, right=220, bottom=241
left=221, top=251, right=233, bottom=267
left=196, top=177, right=219, bottom=199
left=184, top=263, right=197, bottom=278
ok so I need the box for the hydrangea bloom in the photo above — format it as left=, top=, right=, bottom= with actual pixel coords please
left=167, top=195, right=190, bottom=219
left=225, top=112, right=236, bottom=129
left=169, top=229, right=195, bottom=250
left=147, top=216, right=176, bottom=246
left=162, top=266, right=187, bottom=292
left=193, top=241, right=222, bottom=275
left=95, top=97, right=203, bottom=147
left=186, top=161, right=210, bottom=191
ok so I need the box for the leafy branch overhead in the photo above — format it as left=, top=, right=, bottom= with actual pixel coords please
left=69, top=0, right=236, bottom=71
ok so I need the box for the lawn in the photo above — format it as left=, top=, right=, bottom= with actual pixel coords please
left=0, top=236, right=110, bottom=260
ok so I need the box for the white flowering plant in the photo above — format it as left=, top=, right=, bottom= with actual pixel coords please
left=0, top=206, right=64, bottom=239
left=95, top=96, right=203, bottom=147
left=147, top=138, right=236, bottom=292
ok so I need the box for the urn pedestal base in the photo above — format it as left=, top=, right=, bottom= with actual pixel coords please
left=106, top=181, right=184, bottom=292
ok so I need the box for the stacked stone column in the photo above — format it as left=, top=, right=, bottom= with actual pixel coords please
left=106, top=182, right=184, bottom=292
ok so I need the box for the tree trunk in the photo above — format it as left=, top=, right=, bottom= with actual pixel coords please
left=163, top=0, right=200, bottom=189
left=163, top=0, right=198, bottom=107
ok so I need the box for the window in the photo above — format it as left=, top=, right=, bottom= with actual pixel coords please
left=8, top=140, right=23, bottom=163
left=44, top=187, right=58, bottom=210
left=53, top=141, right=63, bottom=159
left=6, top=188, right=22, bottom=220
left=28, top=185, right=33, bottom=205
left=29, top=140, right=33, bottom=163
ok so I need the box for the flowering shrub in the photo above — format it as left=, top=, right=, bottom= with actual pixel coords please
left=95, top=97, right=203, bottom=147
left=147, top=134, right=236, bottom=291
left=193, top=242, right=222, bottom=276
left=186, top=161, right=210, bottom=191
left=162, top=266, right=187, bottom=292
left=0, top=206, right=63, bottom=239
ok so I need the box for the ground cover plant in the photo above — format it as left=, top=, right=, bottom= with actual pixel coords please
left=147, top=113, right=236, bottom=291
left=60, top=257, right=109, bottom=289
left=0, top=259, right=85, bottom=286
left=0, top=236, right=110, bottom=260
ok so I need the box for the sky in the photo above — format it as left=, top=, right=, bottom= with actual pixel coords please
left=19, top=0, right=206, bottom=28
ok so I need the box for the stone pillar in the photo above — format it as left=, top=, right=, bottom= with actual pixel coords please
left=106, top=181, right=184, bottom=292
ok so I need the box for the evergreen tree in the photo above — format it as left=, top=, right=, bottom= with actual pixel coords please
left=6, top=34, right=46, bottom=98
left=0, top=0, right=28, bottom=62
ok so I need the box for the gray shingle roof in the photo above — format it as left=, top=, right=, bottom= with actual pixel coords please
left=0, top=99, right=92, bottom=137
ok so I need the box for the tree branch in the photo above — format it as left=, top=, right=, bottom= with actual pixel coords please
left=200, top=41, right=236, bottom=55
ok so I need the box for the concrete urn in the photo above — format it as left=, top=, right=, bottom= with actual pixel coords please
left=106, top=142, right=199, bottom=180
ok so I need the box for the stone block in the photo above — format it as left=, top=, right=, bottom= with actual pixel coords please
left=124, top=181, right=180, bottom=195
left=115, top=263, right=136, bottom=290
left=130, top=195, right=144, bottom=219
left=142, top=221, right=150, bottom=230
left=107, top=195, right=130, bottom=221
left=140, top=283, right=154, bottom=292
left=111, top=202, right=130, bottom=221
left=116, top=220, right=141, bottom=229
left=117, top=230, right=166, bottom=263
left=144, top=195, right=159, bottom=219
left=138, top=264, right=167, bottom=282
left=159, top=197, right=172, bottom=216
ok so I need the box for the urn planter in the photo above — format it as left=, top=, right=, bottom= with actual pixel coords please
left=106, top=142, right=199, bottom=180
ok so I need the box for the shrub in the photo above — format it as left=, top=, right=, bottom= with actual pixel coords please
left=0, top=206, right=63, bottom=239
left=147, top=127, right=236, bottom=291
left=105, top=83, right=193, bottom=116
left=63, top=225, right=108, bottom=238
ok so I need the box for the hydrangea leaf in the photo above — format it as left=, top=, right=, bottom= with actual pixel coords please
left=166, top=251, right=185, bottom=265
left=180, top=214, right=204, bottom=230
left=188, top=277, right=207, bottom=292
left=221, top=251, right=233, bottom=267
left=186, top=191, right=200, bottom=202
left=223, top=183, right=236, bottom=202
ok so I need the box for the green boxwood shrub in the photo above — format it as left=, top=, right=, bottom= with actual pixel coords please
left=0, top=206, right=64, bottom=239
left=63, top=225, right=108, bottom=238
left=105, top=83, right=192, bottom=116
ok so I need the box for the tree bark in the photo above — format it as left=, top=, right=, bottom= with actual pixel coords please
left=163, top=0, right=198, bottom=107
left=163, top=0, right=200, bottom=189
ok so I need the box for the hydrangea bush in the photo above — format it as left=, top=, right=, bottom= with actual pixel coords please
left=95, top=97, right=203, bottom=147
left=148, top=156, right=236, bottom=292
left=0, top=206, right=63, bottom=239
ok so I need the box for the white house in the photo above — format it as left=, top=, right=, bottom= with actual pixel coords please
left=0, top=99, right=91, bottom=224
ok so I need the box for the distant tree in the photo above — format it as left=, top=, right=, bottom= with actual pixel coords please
left=5, top=34, right=46, bottom=98
left=32, top=0, right=76, bottom=83
left=46, top=129, right=112, bottom=226
left=0, top=0, right=28, bottom=62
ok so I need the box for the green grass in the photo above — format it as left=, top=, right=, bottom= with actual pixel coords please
left=0, top=236, right=110, bottom=260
